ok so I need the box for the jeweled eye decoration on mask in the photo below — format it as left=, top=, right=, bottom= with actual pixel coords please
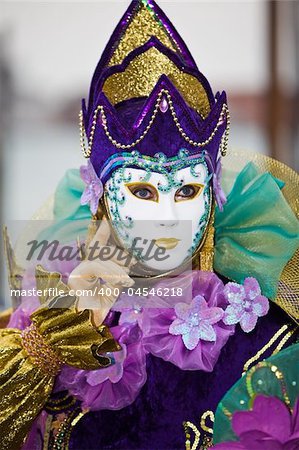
left=106, top=170, right=134, bottom=237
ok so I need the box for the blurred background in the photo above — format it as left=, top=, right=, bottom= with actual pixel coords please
left=0, top=0, right=298, bottom=308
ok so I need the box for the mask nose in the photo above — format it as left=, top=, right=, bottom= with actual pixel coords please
left=155, top=220, right=179, bottom=228
left=154, top=192, right=179, bottom=227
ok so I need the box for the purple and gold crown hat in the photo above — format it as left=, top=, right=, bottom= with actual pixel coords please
left=79, top=0, right=230, bottom=197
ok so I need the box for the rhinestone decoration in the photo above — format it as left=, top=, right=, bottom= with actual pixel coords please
left=105, top=150, right=212, bottom=257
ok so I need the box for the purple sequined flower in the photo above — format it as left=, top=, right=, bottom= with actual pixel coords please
left=80, top=160, right=103, bottom=214
left=213, top=157, right=227, bottom=211
left=223, top=278, right=269, bottom=333
left=169, top=295, right=224, bottom=350
left=213, top=395, right=299, bottom=450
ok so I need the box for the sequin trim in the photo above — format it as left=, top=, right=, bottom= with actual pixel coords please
left=100, top=148, right=210, bottom=181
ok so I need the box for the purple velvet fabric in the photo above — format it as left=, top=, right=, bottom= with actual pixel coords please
left=89, top=76, right=227, bottom=185
left=68, top=304, right=296, bottom=450
left=56, top=272, right=267, bottom=412
left=57, top=325, right=147, bottom=411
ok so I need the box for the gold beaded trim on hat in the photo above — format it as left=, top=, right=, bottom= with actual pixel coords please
left=79, top=89, right=230, bottom=158
left=21, top=323, right=63, bottom=376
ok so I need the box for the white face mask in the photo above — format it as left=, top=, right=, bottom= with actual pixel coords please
left=105, top=162, right=211, bottom=272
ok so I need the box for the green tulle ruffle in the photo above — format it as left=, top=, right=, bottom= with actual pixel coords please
left=214, top=162, right=299, bottom=299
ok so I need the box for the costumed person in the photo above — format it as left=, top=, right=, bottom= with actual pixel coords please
left=1, top=1, right=299, bottom=449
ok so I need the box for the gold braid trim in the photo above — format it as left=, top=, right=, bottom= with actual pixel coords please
left=199, top=208, right=215, bottom=272
left=79, top=91, right=229, bottom=157
left=21, top=323, right=63, bottom=376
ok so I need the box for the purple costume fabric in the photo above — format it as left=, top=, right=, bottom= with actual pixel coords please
left=12, top=258, right=288, bottom=450
left=55, top=272, right=268, bottom=410
left=57, top=325, right=147, bottom=411
left=68, top=304, right=295, bottom=450
left=141, top=272, right=235, bottom=371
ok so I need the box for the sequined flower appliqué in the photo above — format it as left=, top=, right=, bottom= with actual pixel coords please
left=223, top=277, right=269, bottom=333
left=169, top=295, right=224, bottom=350
left=80, top=160, right=103, bottom=214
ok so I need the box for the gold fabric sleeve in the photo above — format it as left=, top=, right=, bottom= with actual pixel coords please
left=0, top=268, right=120, bottom=450
left=0, top=327, right=54, bottom=450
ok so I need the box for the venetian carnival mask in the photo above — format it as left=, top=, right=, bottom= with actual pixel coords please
left=80, top=0, right=229, bottom=272
left=105, top=161, right=211, bottom=271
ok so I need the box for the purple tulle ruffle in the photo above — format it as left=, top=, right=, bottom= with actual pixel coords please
left=56, top=325, right=147, bottom=411
left=141, top=271, right=235, bottom=371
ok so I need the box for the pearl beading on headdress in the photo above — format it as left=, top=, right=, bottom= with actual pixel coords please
left=79, top=89, right=230, bottom=158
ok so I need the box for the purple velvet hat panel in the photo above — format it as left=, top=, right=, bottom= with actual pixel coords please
left=87, top=76, right=227, bottom=182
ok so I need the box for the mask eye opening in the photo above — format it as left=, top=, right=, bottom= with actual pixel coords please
left=125, top=182, right=159, bottom=202
left=174, top=183, right=204, bottom=202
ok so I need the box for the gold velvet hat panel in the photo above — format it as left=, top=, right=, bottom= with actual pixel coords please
left=102, top=46, right=211, bottom=118
left=107, top=0, right=182, bottom=67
